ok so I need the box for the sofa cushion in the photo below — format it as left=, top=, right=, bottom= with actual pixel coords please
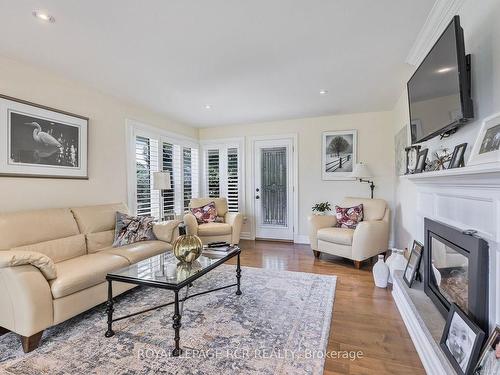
left=86, top=230, right=115, bottom=253
left=49, top=253, right=129, bottom=299
left=11, top=234, right=86, bottom=263
left=190, top=201, right=218, bottom=224
left=71, top=203, right=129, bottom=234
left=341, top=197, right=386, bottom=221
left=189, top=198, right=228, bottom=218
left=335, top=204, right=363, bottom=229
left=317, top=227, right=354, bottom=246
left=0, top=208, right=80, bottom=250
left=104, top=240, right=170, bottom=263
left=198, top=223, right=232, bottom=236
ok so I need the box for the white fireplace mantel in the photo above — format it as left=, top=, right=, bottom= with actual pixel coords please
left=394, top=162, right=500, bottom=374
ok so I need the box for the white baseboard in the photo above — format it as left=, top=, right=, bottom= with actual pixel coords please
left=240, top=231, right=253, bottom=240
left=294, top=234, right=310, bottom=244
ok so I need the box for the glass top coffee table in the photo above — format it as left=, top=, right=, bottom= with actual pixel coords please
left=104, top=246, right=241, bottom=356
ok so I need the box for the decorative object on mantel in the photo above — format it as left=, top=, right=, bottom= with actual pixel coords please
left=395, top=124, right=411, bottom=176
left=386, top=248, right=407, bottom=284
left=468, top=113, right=500, bottom=167
left=351, top=162, right=375, bottom=198
left=322, top=130, right=357, bottom=180
left=440, top=303, right=485, bottom=375
left=414, top=148, right=429, bottom=173
left=311, top=201, right=331, bottom=215
left=172, top=234, right=203, bottom=263
left=403, top=240, right=423, bottom=288
left=372, top=254, right=389, bottom=288
left=449, top=143, right=468, bottom=169
left=405, top=145, right=421, bottom=174
left=474, top=326, right=500, bottom=375
left=426, top=148, right=451, bottom=171
left=0, top=94, right=89, bottom=179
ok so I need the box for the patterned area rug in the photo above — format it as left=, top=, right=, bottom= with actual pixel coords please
left=0, top=265, right=336, bottom=375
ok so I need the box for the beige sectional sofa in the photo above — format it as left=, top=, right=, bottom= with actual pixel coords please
left=0, top=203, right=180, bottom=352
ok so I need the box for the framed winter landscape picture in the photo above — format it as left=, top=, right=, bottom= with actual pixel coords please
left=0, top=95, right=88, bottom=179
left=322, top=130, right=357, bottom=180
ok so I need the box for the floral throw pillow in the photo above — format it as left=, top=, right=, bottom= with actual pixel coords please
left=335, top=204, right=364, bottom=229
left=112, top=212, right=157, bottom=247
left=191, top=202, right=218, bottom=224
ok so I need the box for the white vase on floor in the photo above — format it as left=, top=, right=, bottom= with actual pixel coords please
left=387, top=249, right=407, bottom=283
left=372, top=255, right=389, bottom=288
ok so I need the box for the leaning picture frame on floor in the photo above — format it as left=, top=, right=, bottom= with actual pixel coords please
left=440, top=303, right=485, bottom=375
left=322, top=130, right=357, bottom=180
left=474, top=326, right=500, bottom=375
left=0, top=94, right=89, bottom=179
left=403, top=240, right=423, bottom=287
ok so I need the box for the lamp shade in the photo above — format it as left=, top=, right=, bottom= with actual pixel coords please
left=153, top=171, right=172, bottom=190
left=352, top=162, right=373, bottom=179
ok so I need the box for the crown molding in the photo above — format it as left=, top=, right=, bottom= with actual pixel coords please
left=406, top=0, right=467, bottom=66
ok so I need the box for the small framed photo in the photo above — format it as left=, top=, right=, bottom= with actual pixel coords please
left=322, top=130, right=357, bottom=180
left=440, top=303, right=485, bottom=375
left=474, top=326, right=500, bottom=375
left=449, top=143, right=467, bottom=169
left=414, top=148, right=428, bottom=173
left=468, top=113, right=500, bottom=167
left=404, top=240, right=423, bottom=287
left=405, top=145, right=421, bottom=174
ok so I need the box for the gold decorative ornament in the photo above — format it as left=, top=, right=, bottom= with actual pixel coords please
left=173, top=235, right=203, bottom=263
left=176, top=261, right=202, bottom=282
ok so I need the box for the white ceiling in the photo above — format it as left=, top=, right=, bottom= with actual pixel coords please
left=0, top=0, right=435, bottom=127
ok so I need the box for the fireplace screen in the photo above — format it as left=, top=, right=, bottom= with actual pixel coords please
left=430, top=236, right=469, bottom=312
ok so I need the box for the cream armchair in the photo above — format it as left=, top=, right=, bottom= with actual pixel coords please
left=184, top=198, right=243, bottom=245
left=308, top=197, right=390, bottom=269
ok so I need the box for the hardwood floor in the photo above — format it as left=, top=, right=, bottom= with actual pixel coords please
left=227, top=240, right=425, bottom=375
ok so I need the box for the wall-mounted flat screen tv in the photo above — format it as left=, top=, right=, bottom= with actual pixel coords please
left=407, top=15, right=473, bottom=144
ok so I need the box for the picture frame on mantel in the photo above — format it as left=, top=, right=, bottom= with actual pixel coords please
left=0, top=94, right=89, bottom=179
left=468, top=113, right=500, bottom=167
left=322, top=130, right=357, bottom=180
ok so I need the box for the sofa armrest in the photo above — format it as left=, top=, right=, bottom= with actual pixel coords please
left=0, top=262, right=54, bottom=336
left=308, top=215, right=337, bottom=250
left=183, top=213, right=199, bottom=236
left=0, top=250, right=57, bottom=280
left=225, top=212, right=243, bottom=245
left=153, top=220, right=182, bottom=244
left=351, top=220, right=390, bottom=261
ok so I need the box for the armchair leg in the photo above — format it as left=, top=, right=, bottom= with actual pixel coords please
left=312, top=250, right=321, bottom=259
left=20, top=331, right=43, bottom=353
left=353, top=260, right=362, bottom=269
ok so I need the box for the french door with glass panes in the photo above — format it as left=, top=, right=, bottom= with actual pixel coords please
left=253, top=138, right=294, bottom=240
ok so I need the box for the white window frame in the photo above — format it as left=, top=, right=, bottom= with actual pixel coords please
left=126, top=119, right=200, bottom=219
left=200, top=137, right=245, bottom=214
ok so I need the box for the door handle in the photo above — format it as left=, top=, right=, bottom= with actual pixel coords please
left=255, top=195, right=260, bottom=200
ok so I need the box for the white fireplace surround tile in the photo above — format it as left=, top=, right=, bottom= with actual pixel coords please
left=401, top=165, right=500, bottom=328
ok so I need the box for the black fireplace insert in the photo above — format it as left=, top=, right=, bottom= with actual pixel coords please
left=424, top=218, right=489, bottom=331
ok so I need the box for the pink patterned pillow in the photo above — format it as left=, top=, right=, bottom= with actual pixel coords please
left=191, top=202, right=218, bottom=224
left=335, top=204, right=363, bottom=229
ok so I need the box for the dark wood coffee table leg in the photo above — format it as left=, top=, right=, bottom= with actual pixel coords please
left=172, top=290, right=182, bottom=357
left=105, top=279, right=115, bottom=337
left=236, top=252, right=242, bottom=295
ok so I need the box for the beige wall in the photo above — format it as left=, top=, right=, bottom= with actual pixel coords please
left=0, top=56, right=197, bottom=213
left=199, top=112, right=396, bottom=240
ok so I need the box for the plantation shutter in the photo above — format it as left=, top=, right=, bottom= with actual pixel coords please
left=207, top=149, right=220, bottom=198
left=135, top=135, right=160, bottom=218
left=162, top=142, right=175, bottom=218
left=227, top=147, right=239, bottom=212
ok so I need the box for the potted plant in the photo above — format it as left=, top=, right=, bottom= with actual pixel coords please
left=312, top=202, right=331, bottom=215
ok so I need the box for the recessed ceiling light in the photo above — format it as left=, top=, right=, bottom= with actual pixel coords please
left=319, top=90, right=328, bottom=95
left=437, top=67, right=453, bottom=74
left=32, top=11, right=55, bottom=23
left=205, top=104, right=212, bottom=110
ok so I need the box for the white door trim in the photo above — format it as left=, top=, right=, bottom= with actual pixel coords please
left=249, top=134, right=298, bottom=242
